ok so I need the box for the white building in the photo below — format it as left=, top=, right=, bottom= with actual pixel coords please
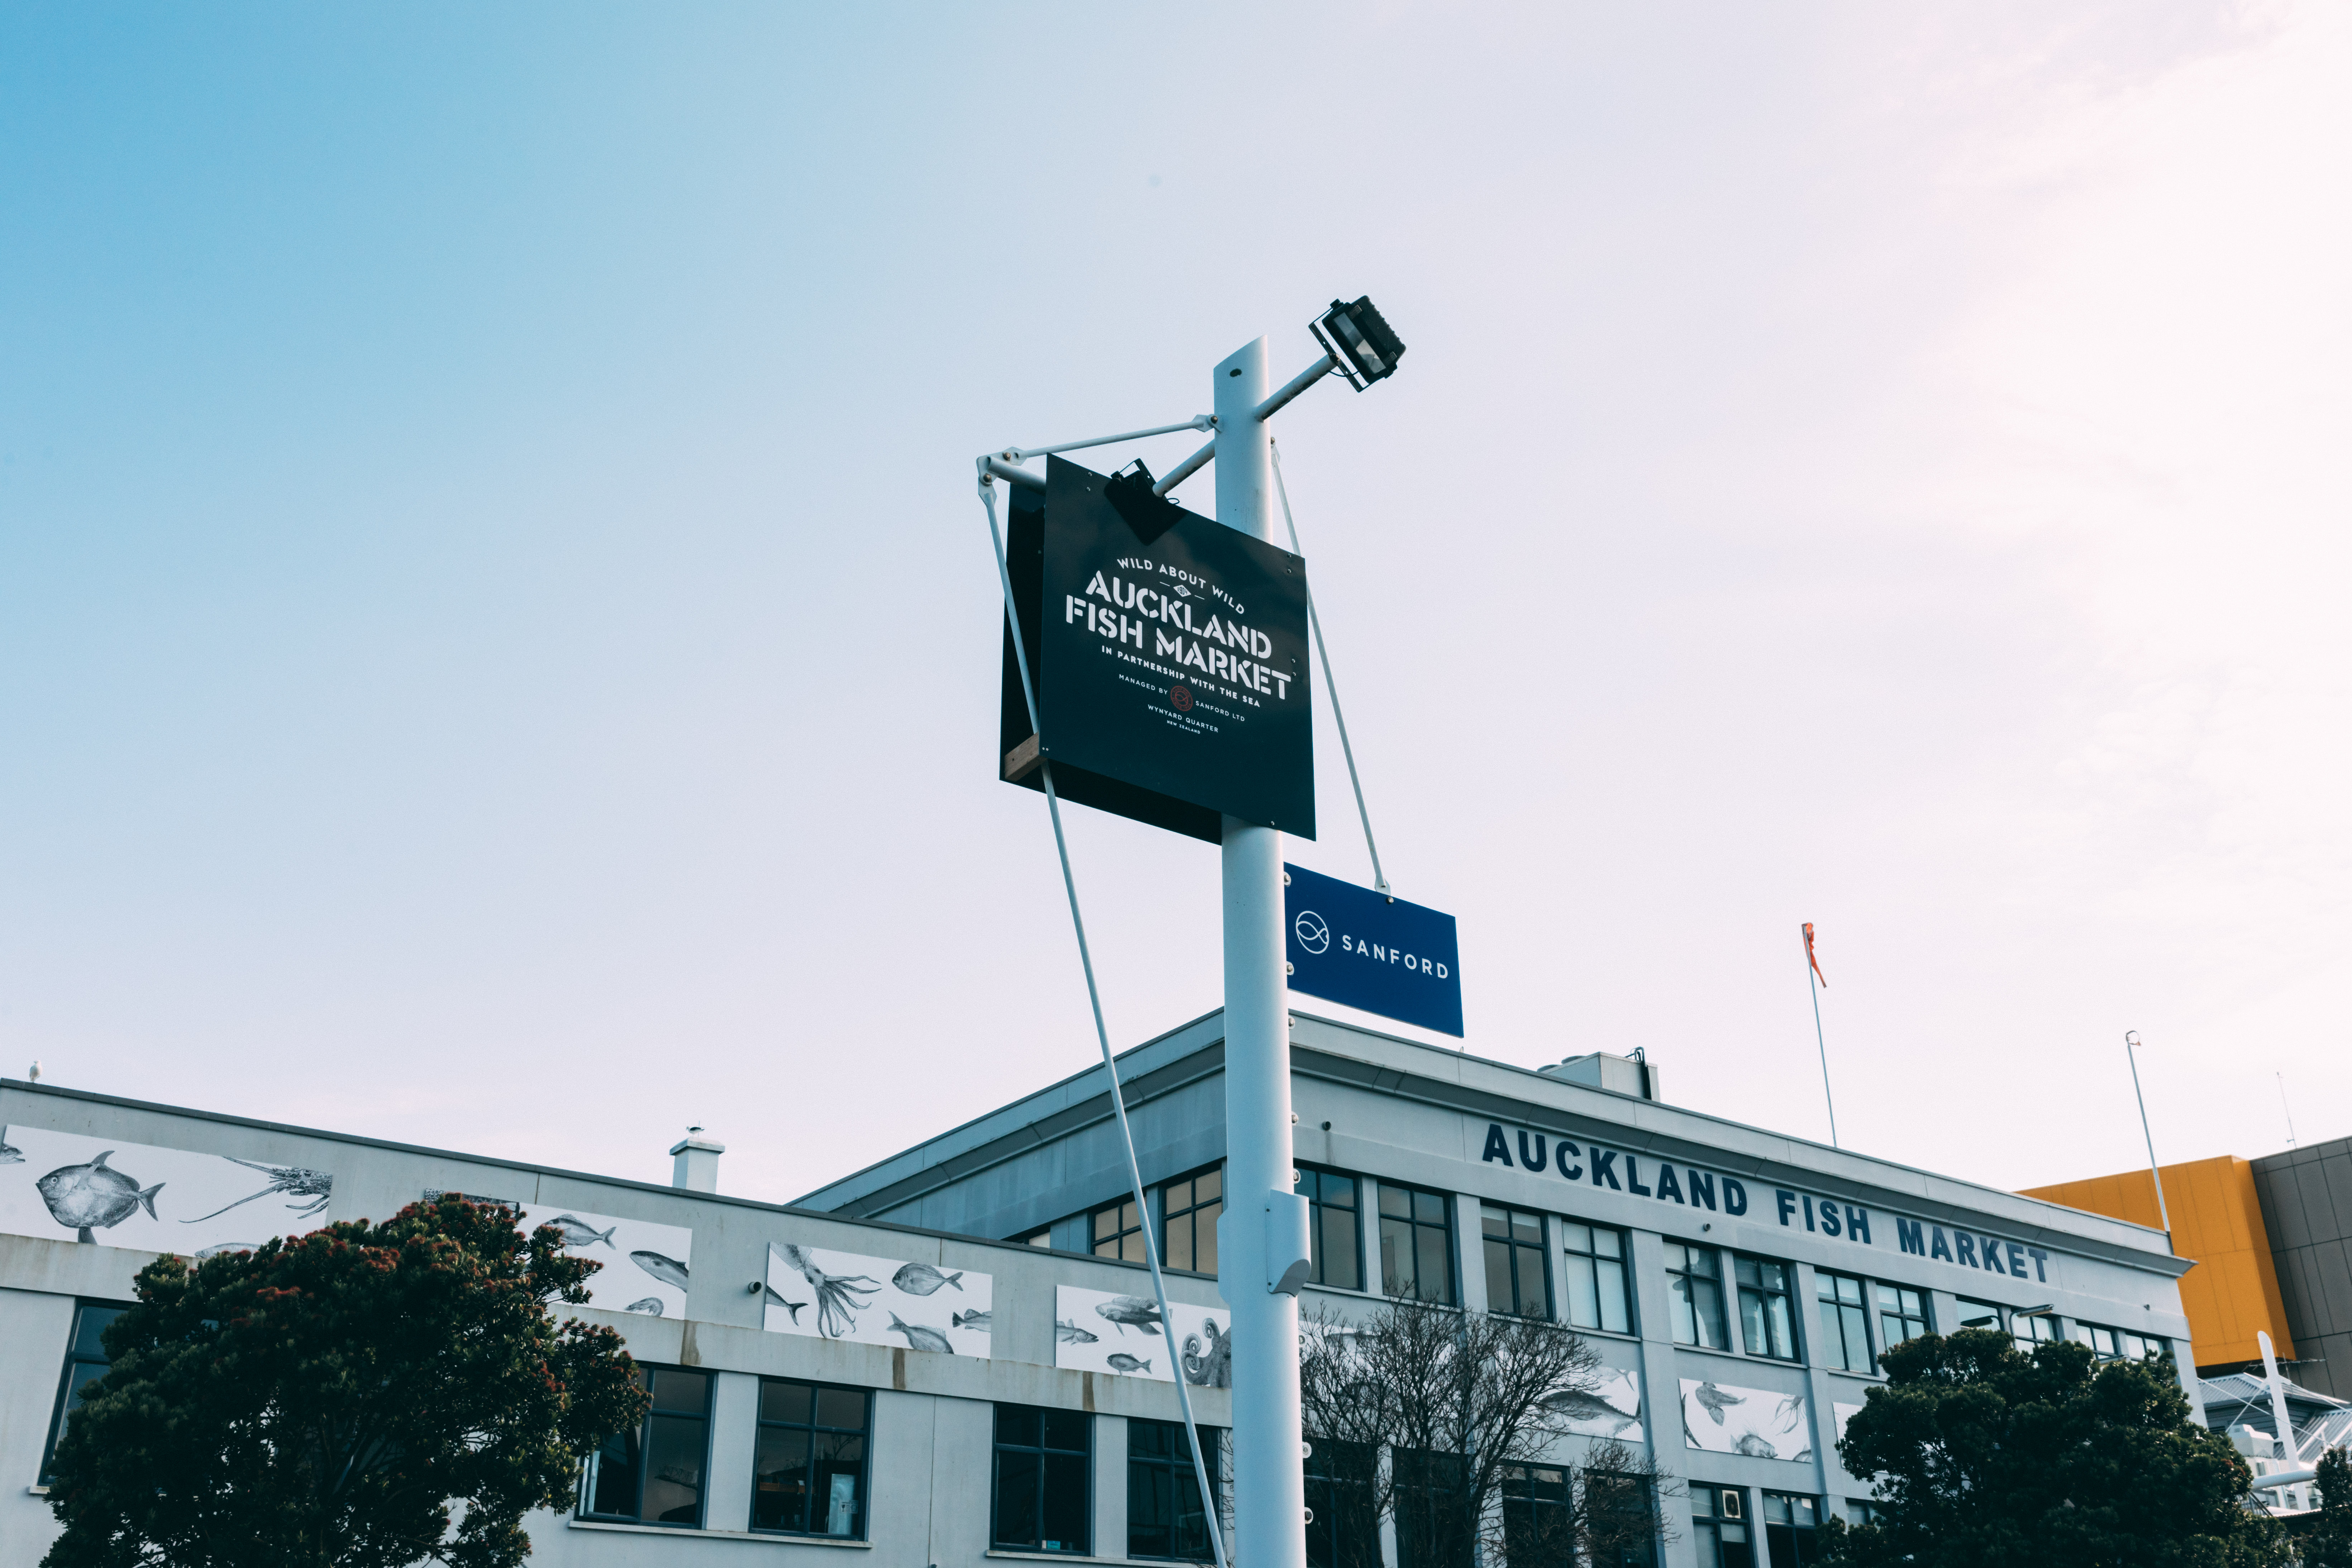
left=3, top=1010, right=2196, bottom=1566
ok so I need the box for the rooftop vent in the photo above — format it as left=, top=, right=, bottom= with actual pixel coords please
left=670, top=1125, right=725, bottom=1193
left=1537, top=1050, right=1661, bottom=1102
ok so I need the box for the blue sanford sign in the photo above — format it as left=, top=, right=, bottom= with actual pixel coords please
left=1477, top=1119, right=2053, bottom=1284
left=1284, top=863, right=1463, bottom=1037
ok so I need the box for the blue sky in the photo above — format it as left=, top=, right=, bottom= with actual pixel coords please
left=5, top=4, right=2346, bottom=1202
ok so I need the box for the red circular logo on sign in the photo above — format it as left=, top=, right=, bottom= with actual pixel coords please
left=1169, top=685, right=1194, bottom=712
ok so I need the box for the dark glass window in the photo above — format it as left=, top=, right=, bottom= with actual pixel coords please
left=1814, top=1272, right=1871, bottom=1373
left=2016, top=1311, right=2062, bottom=1355
left=1163, top=1168, right=1222, bottom=1274
left=1304, top=1436, right=1378, bottom=1568
left=993, top=1404, right=1090, bottom=1555
left=40, top=1302, right=129, bottom=1486
left=1392, top=1448, right=1473, bottom=1568
left=1665, top=1243, right=1729, bottom=1350
left=1093, top=1197, right=1145, bottom=1263
left=1761, top=1491, right=1819, bottom=1567
left=1844, top=1500, right=1881, bottom=1528
left=581, top=1366, right=711, bottom=1528
left=1873, top=1283, right=1929, bottom=1362
left=750, top=1379, right=869, bottom=1537
left=2076, top=1322, right=2165, bottom=1362
left=1015, top=1226, right=1053, bottom=1248
left=1954, top=1297, right=2007, bottom=1336
left=1587, top=1471, right=1661, bottom=1568
left=1482, top=1205, right=1551, bottom=1319
left=1501, top=1465, right=1575, bottom=1567
left=1559, top=1221, right=1631, bottom=1334
left=1296, top=1166, right=1364, bottom=1291
left=1378, top=1184, right=1456, bottom=1304
left=1736, top=1257, right=1798, bottom=1361
left=1690, top=1484, right=1755, bottom=1568
left=1128, top=1419, right=1221, bottom=1560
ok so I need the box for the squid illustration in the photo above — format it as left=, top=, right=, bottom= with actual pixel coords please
left=776, top=1244, right=880, bottom=1339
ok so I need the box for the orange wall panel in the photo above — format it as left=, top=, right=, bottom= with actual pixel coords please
left=2022, top=1156, right=2293, bottom=1369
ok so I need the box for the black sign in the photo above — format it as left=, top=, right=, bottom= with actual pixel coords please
left=999, top=456, right=1314, bottom=841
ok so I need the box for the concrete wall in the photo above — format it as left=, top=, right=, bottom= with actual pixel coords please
left=2254, top=1136, right=2352, bottom=1402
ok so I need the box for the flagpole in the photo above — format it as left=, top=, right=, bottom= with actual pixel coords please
left=1804, top=924, right=1839, bottom=1149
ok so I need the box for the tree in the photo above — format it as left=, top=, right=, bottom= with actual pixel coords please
left=2299, top=1447, right=2352, bottom=1568
left=42, top=1196, right=652, bottom=1568
left=1824, top=1327, right=2284, bottom=1568
left=1296, top=1298, right=1674, bottom=1568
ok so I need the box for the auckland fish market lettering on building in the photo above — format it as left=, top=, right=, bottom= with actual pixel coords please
left=1478, top=1121, right=2053, bottom=1284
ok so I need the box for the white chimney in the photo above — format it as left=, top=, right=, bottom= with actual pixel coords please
left=669, top=1126, right=725, bottom=1193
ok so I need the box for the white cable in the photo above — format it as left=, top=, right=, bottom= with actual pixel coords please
left=980, top=478, right=1231, bottom=1568
left=1271, top=439, right=1391, bottom=899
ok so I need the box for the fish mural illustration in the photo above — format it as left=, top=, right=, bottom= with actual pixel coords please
left=951, top=1310, right=992, bottom=1331
left=892, top=1263, right=964, bottom=1296
left=630, top=1251, right=690, bottom=1291
left=1095, top=1296, right=1164, bottom=1335
left=37, top=1152, right=163, bottom=1243
left=1733, top=1433, right=1779, bottom=1459
left=194, top=1241, right=262, bottom=1260
left=183, top=1158, right=332, bottom=1223
left=1182, top=1320, right=1232, bottom=1388
left=1544, top=1387, right=1641, bottom=1439
left=887, top=1313, right=954, bottom=1355
left=777, top=1244, right=881, bottom=1339
left=1107, top=1354, right=1153, bottom=1374
left=1056, top=1318, right=1100, bottom=1345
left=1692, top=1382, right=1744, bottom=1425
left=0, top=1136, right=22, bottom=1164
left=624, top=1297, right=665, bottom=1316
left=758, top=1285, right=807, bottom=1324
left=542, top=1214, right=619, bottom=1249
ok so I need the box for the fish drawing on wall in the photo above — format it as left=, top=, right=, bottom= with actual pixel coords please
left=1108, top=1354, right=1153, bottom=1374
left=1181, top=1320, right=1231, bottom=1388
left=1096, top=1296, right=1164, bottom=1336
left=37, top=1152, right=163, bottom=1243
left=1056, top=1319, right=1099, bottom=1345
left=778, top=1244, right=881, bottom=1339
left=184, top=1157, right=331, bottom=1223
left=1692, top=1382, right=1743, bottom=1425
left=887, top=1314, right=954, bottom=1354
left=0, top=1136, right=22, bottom=1164
left=1682, top=1378, right=1809, bottom=1462
left=630, top=1251, right=689, bottom=1291
left=194, top=1241, right=262, bottom=1260
left=758, top=1284, right=807, bottom=1324
left=1545, top=1387, right=1641, bottom=1439
left=542, top=1214, right=619, bottom=1249
left=951, top=1310, right=991, bottom=1331
left=892, top=1263, right=964, bottom=1296
left=624, top=1298, right=665, bottom=1316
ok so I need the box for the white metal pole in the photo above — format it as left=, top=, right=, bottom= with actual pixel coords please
left=1212, top=334, right=1306, bottom=1568
left=2125, top=1031, right=2172, bottom=1247
left=2260, top=1330, right=2296, bottom=1463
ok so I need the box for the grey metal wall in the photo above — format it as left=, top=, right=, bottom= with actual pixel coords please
left=2254, top=1136, right=2352, bottom=1401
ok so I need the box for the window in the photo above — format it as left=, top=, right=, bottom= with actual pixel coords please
left=40, top=1302, right=129, bottom=1486
left=1304, top=1437, right=1378, bottom=1568
left=1873, top=1283, right=1928, bottom=1362
left=1163, top=1168, right=1222, bottom=1274
left=1761, top=1491, right=1819, bottom=1568
left=1093, top=1198, right=1145, bottom=1263
left=1296, top=1166, right=1364, bottom=1291
left=1844, top=1500, right=1881, bottom=1528
left=1690, top=1483, right=1755, bottom=1568
left=1736, top=1257, right=1798, bottom=1361
left=1955, top=1297, right=2008, bottom=1336
left=2076, top=1322, right=2167, bottom=1362
left=750, top=1379, right=869, bottom=1537
left=1482, top=1205, right=1551, bottom=1319
left=1378, top=1184, right=1456, bottom=1304
left=1392, top=1448, right=1473, bottom=1568
left=1559, top=1221, right=1632, bottom=1334
left=1587, top=1471, right=1660, bottom=1568
left=1665, top=1243, right=1730, bottom=1350
left=1128, top=1419, right=1220, bottom=1560
left=581, top=1367, right=711, bottom=1528
left=1503, top=1467, right=1656, bottom=1568
left=1015, top=1225, right=1053, bottom=1248
left=2015, top=1311, right=2062, bottom=1355
left=1814, top=1272, right=1870, bottom=1373
left=992, top=1404, right=1090, bottom=1555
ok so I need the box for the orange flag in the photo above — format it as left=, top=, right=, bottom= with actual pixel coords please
left=1803, top=923, right=1827, bottom=988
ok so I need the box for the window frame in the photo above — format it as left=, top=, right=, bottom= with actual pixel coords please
left=991, top=1402, right=1093, bottom=1556
left=1161, top=1165, right=1223, bottom=1276
left=1760, top=1491, right=1821, bottom=1566
left=1376, top=1182, right=1458, bottom=1305
left=1689, top=1483, right=1753, bottom=1568
left=1295, top=1165, right=1365, bottom=1293
left=1304, top=1435, right=1378, bottom=1568
left=1872, top=1282, right=1930, bottom=1364
left=1092, top=1196, right=1145, bottom=1263
left=1127, top=1417, right=1225, bottom=1562
left=578, top=1364, right=715, bottom=1530
left=1664, top=1241, right=1730, bottom=1350
left=1481, top=1203, right=1553, bottom=1320
left=1813, top=1270, right=1872, bottom=1374
left=39, top=1300, right=132, bottom=1487
left=1557, top=1220, right=1633, bottom=1335
left=748, top=1377, right=872, bottom=1539
left=1733, top=1255, right=1799, bottom=1362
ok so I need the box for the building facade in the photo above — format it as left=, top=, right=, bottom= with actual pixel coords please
left=6, top=1011, right=2199, bottom=1567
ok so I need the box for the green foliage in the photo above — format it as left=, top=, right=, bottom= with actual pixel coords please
left=41, top=1197, right=652, bottom=1568
left=1824, top=1328, right=2284, bottom=1568
left=2301, top=1447, right=2352, bottom=1568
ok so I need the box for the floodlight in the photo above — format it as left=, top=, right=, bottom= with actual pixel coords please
left=1312, top=296, right=1406, bottom=390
